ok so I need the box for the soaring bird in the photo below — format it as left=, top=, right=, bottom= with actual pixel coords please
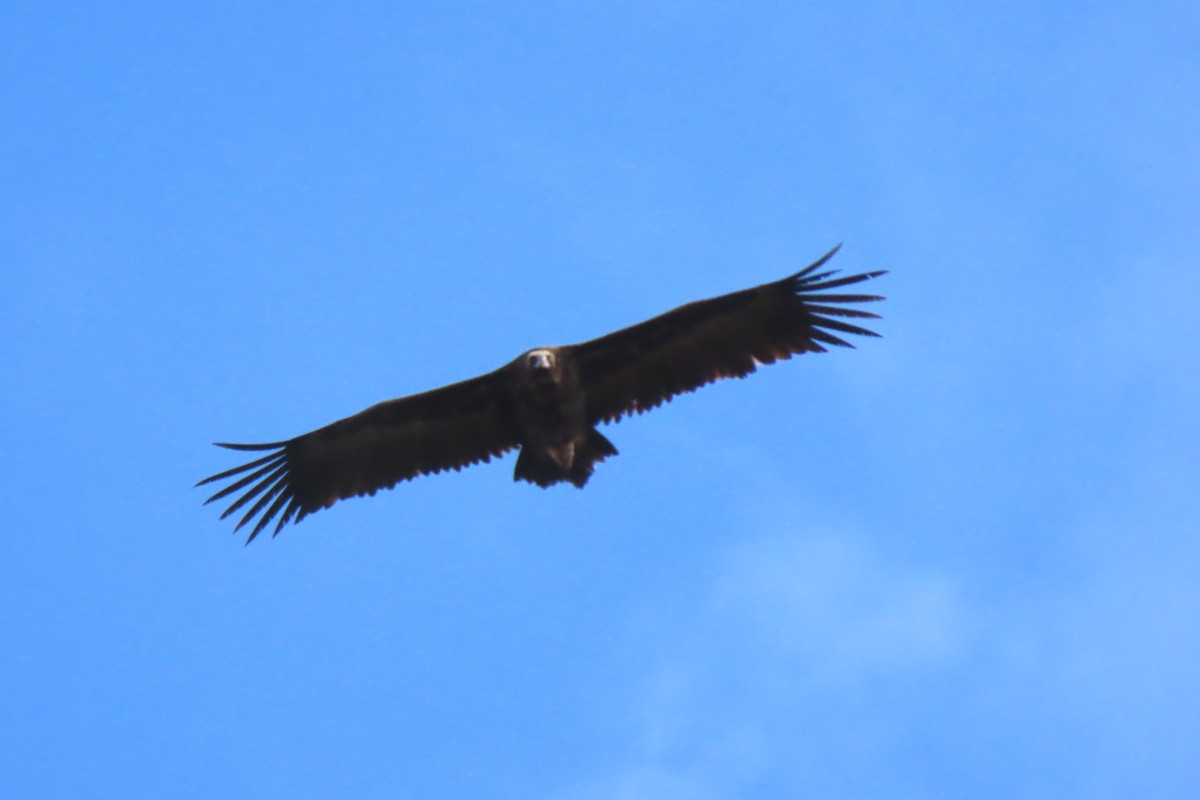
left=199, top=245, right=885, bottom=542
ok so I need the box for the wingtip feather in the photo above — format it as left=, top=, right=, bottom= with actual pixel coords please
left=214, top=441, right=290, bottom=451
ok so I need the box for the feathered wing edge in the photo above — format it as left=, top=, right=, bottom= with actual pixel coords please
left=572, top=244, right=887, bottom=425
left=788, top=244, right=888, bottom=348
left=196, top=370, right=520, bottom=543
left=195, top=441, right=303, bottom=544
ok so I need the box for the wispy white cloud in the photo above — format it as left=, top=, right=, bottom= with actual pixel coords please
left=709, top=531, right=966, bottom=680
left=562, top=515, right=969, bottom=799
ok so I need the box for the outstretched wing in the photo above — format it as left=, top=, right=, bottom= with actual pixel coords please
left=197, top=370, right=519, bottom=542
left=571, top=245, right=886, bottom=425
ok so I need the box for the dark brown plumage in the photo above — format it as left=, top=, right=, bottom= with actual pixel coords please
left=198, top=245, right=886, bottom=541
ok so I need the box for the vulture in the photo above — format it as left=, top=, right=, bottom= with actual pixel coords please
left=199, top=245, right=886, bottom=542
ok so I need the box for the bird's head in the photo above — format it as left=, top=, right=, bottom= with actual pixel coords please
left=522, top=348, right=563, bottom=386
left=526, top=348, right=556, bottom=373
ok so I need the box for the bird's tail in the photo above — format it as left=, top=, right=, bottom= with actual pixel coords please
left=514, top=429, right=618, bottom=488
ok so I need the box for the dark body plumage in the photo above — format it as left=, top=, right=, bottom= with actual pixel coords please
left=198, top=245, right=886, bottom=542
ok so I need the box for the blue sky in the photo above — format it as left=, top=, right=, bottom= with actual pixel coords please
left=3, top=2, right=1198, bottom=797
